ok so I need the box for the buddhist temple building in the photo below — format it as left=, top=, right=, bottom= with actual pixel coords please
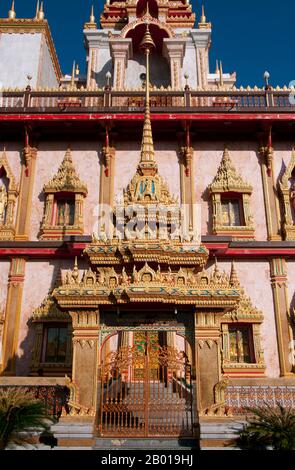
left=0, top=0, right=294, bottom=450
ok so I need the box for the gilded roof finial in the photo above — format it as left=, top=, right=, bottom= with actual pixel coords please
left=72, top=257, right=79, bottom=283
left=70, top=61, right=76, bottom=88
left=198, top=4, right=211, bottom=29
left=8, top=1, right=16, bottom=19
left=215, top=60, right=219, bottom=75
left=139, top=25, right=156, bottom=170
left=37, top=1, right=45, bottom=20
left=34, top=0, right=40, bottom=19
left=200, top=5, right=206, bottom=23
left=90, top=5, right=95, bottom=23
left=84, top=5, right=97, bottom=30
left=230, top=260, right=240, bottom=287
left=219, top=60, right=224, bottom=87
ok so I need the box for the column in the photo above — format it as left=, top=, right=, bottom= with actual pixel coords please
left=191, top=30, right=211, bottom=88
left=163, top=39, right=186, bottom=90
left=194, top=310, right=223, bottom=412
left=1, top=257, right=26, bottom=375
left=270, top=258, right=295, bottom=376
left=109, top=39, right=132, bottom=90
left=15, top=146, right=38, bottom=241
left=70, top=310, right=100, bottom=412
left=179, top=139, right=196, bottom=235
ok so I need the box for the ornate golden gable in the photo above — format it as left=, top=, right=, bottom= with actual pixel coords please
left=208, top=147, right=254, bottom=239
left=0, top=149, right=18, bottom=192
left=32, top=293, right=70, bottom=322
left=0, top=148, right=19, bottom=240
left=44, top=148, right=87, bottom=195
left=208, top=147, right=252, bottom=194
left=54, top=259, right=241, bottom=309
left=123, top=170, right=178, bottom=206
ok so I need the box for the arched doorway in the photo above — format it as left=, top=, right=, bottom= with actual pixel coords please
left=99, top=330, right=194, bottom=437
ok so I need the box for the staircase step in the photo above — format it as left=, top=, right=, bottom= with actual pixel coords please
left=94, top=438, right=198, bottom=450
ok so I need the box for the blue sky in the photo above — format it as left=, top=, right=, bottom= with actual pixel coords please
left=1, top=0, right=294, bottom=87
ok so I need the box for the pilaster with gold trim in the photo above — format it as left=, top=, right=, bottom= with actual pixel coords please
left=194, top=310, right=223, bottom=413
left=179, top=138, right=195, bottom=235
left=69, top=310, right=100, bottom=414
left=15, top=146, right=38, bottom=241
left=1, top=257, right=26, bottom=375
left=270, top=257, right=295, bottom=376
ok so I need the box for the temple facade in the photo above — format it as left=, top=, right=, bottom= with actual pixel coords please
left=0, top=0, right=294, bottom=449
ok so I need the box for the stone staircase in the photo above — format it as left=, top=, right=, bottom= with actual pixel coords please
left=200, top=420, right=246, bottom=450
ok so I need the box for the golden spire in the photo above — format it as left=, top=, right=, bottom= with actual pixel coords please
left=84, top=4, right=97, bottom=29
left=37, top=1, right=45, bottom=20
left=139, top=25, right=156, bottom=170
left=200, top=5, right=206, bottom=23
left=198, top=4, right=211, bottom=29
left=90, top=5, right=95, bottom=23
left=34, top=0, right=40, bottom=19
left=70, top=61, right=76, bottom=88
left=215, top=60, right=219, bottom=75
left=230, top=260, right=240, bottom=287
left=219, top=60, right=224, bottom=87
left=8, top=1, right=16, bottom=19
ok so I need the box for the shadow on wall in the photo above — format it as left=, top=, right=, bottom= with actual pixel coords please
left=92, top=54, right=171, bottom=89
left=92, top=59, right=113, bottom=88
left=126, top=52, right=171, bottom=89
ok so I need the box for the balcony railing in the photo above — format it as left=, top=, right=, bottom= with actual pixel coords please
left=0, top=87, right=294, bottom=112
left=225, top=385, right=295, bottom=415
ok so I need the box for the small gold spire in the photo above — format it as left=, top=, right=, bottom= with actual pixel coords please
left=215, top=60, right=219, bottom=75
left=34, top=0, right=40, bottom=19
left=37, top=1, right=45, bottom=20
left=90, top=5, right=95, bottom=23
left=200, top=5, right=206, bottom=23
left=71, top=61, right=76, bottom=88
left=84, top=4, right=97, bottom=29
left=139, top=25, right=156, bottom=169
left=72, top=256, right=79, bottom=283
left=230, top=260, right=240, bottom=287
left=8, top=1, right=16, bottom=19
left=219, top=60, right=224, bottom=87
left=198, top=4, right=211, bottom=29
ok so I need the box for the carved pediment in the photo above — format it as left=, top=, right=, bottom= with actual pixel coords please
left=123, top=171, right=178, bottom=206
left=0, top=148, right=18, bottom=193
left=44, top=148, right=87, bottom=195
left=32, top=293, right=70, bottom=322
left=209, top=147, right=252, bottom=194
